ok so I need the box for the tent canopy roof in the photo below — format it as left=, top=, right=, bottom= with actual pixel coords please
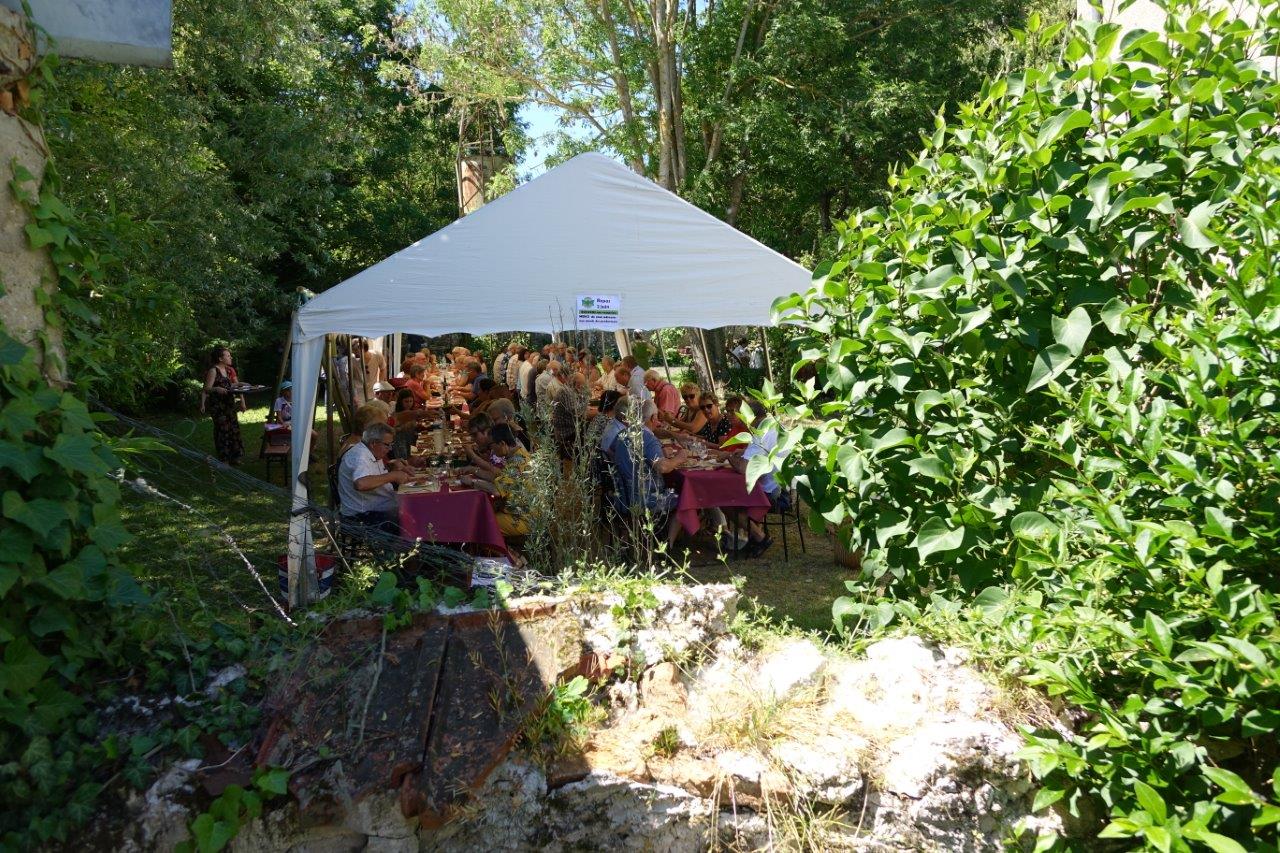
left=294, top=153, right=811, bottom=343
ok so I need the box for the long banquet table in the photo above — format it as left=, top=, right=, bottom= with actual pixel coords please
left=397, top=486, right=509, bottom=557
left=667, top=466, right=771, bottom=536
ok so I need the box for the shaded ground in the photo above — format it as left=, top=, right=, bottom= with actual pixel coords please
left=123, top=404, right=849, bottom=634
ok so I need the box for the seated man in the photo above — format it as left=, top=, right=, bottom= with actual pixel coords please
left=609, top=397, right=687, bottom=545
left=372, top=380, right=397, bottom=405
left=597, top=390, right=625, bottom=458
left=644, top=369, right=681, bottom=420
left=337, top=423, right=411, bottom=533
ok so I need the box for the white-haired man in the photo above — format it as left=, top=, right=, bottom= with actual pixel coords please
left=337, top=422, right=411, bottom=533
left=643, top=368, right=680, bottom=420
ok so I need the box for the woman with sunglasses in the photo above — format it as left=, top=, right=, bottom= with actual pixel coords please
left=694, top=393, right=736, bottom=446
left=661, top=383, right=708, bottom=434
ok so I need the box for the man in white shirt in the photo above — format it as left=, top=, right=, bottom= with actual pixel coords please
left=494, top=342, right=517, bottom=388
left=338, top=423, right=410, bottom=532
left=537, top=360, right=565, bottom=418
left=506, top=347, right=524, bottom=389
left=723, top=399, right=788, bottom=556
left=730, top=338, right=749, bottom=367
left=517, top=351, right=536, bottom=405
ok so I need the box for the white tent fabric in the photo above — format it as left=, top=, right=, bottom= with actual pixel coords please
left=286, top=152, right=811, bottom=603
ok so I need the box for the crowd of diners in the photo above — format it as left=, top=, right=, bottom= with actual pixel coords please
left=332, top=339, right=787, bottom=563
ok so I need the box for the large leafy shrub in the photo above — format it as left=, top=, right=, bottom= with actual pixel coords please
left=766, top=1, right=1280, bottom=847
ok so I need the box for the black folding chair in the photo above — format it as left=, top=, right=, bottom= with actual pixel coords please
left=763, top=485, right=806, bottom=562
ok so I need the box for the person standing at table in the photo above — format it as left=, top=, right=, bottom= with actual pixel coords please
left=516, top=349, right=535, bottom=405
left=200, top=345, right=245, bottom=466
left=494, top=342, right=516, bottom=388
left=359, top=338, right=386, bottom=399
left=507, top=346, right=525, bottom=389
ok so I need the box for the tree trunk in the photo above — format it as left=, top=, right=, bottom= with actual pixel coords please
left=652, top=0, right=679, bottom=191
left=0, top=7, right=64, bottom=383
left=599, top=0, right=647, bottom=174
left=725, top=170, right=746, bottom=226
left=705, top=0, right=757, bottom=168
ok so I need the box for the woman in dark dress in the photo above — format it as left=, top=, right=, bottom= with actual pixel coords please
left=200, top=345, right=244, bottom=465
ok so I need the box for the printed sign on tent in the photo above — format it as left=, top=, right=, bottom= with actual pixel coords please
left=575, top=294, right=621, bottom=331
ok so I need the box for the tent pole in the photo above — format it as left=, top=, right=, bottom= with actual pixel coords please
left=759, top=326, right=775, bottom=385
left=614, top=329, right=630, bottom=358
left=325, top=336, right=336, bottom=494
left=697, top=328, right=717, bottom=392
left=658, top=329, right=672, bottom=383
left=271, top=312, right=295, bottom=418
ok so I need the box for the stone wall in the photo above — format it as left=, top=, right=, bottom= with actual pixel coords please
left=122, top=584, right=1057, bottom=851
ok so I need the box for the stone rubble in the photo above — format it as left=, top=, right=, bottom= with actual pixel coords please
left=118, top=583, right=1058, bottom=851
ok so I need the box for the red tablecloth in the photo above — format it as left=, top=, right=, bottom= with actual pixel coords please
left=398, top=488, right=508, bottom=556
left=669, top=468, right=771, bottom=536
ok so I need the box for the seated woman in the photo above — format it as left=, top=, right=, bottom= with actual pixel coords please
left=458, top=423, right=534, bottom=566
left=705, top=398, right=780, bottom=557
left=693, top=393, right=735, bottom=446
left=485, top=398, right=529, bottom=450
left=660, top=383, right=707, bottom=434
left=717, top=396, right=751, bottom=448
left=337, top=400, right=393, bottom=461
left=404, top=363, right=430, bottom=403
left=389, top=389, right=431, bottom=460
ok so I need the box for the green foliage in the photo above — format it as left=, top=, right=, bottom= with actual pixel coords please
left=521, top=675, right=599, bottom=755
left=773, top=1, right=1280, bottom=846
left=0, top=330, right=149, bottom=845
left=174, top=766, right=291, bottom=853
left=44, top=0, right=464, bottom=405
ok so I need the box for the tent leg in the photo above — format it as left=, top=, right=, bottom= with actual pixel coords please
left=614, top=329, right=631, bottom=359
left=759, top=327, right=775, bottom=386
left=271, top=312, right=296, bottom=415
left=697, top=328, right=717, bottom=392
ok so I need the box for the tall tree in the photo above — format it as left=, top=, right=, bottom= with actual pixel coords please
left=44, top=0, right=462, bottom=404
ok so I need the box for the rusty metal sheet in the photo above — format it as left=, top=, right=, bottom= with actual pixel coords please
left=254, top=601, right=577, bottom=827
left=401, top=610, right=551, bottom=825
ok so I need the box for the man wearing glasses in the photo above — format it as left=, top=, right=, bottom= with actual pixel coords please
left=337, top=423, right=411, bottom=533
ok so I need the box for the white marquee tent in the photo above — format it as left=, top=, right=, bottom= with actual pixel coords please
left=285, top=152, right=811, bottom=602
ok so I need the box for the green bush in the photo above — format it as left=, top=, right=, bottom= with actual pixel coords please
left=767, top=1, right=1280, bottom=847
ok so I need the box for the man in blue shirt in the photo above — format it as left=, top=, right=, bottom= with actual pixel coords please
left=609, top=397, right=687, bottom=546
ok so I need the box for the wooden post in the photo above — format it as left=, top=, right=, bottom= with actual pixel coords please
left=696, top=327, right=717, bottom=392
left=658, top=329, right=673, bottom=382
left=270, top=312, right=296, bottom=418
left=324, top=335, right=336, bottom=493
left=758, top=326, right=774, bottom=385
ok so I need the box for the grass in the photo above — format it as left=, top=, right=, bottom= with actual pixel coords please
left=119, top=403, right=850, bottom=639
left=676, top=529, right=853, bottom=635
left=113, top=403, right=354, bottom=638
